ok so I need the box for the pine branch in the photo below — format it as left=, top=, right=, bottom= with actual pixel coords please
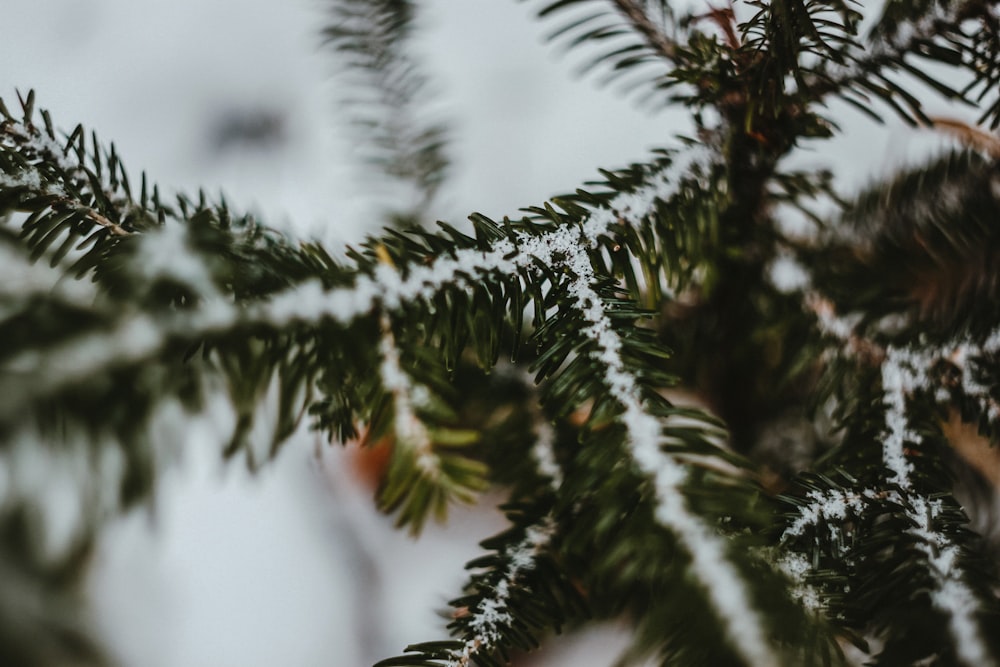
left=323, top=0, right=451, bottom=224
left=377, top=379, right=581, bottom=667
left=377, top=507, right=580, bottom=667
left=8, top=3, right=1000, bottom=665
left=373, top=314, right=489, bottom=533
left=806, top=1, right=1000, bottom=125
left=610, top=0, right=677, bottom=60
left=530, top=0, right=685, bottom=106
left=772, top=251, right=1000, bottom=664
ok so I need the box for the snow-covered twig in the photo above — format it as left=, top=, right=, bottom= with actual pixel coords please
left=446, top=517, right=558, bottom=667
left=1, top=119, right=132, bottom=237
left=377, top=317, right=438, bottom=476
left=3, top=142, right=780, bottom=662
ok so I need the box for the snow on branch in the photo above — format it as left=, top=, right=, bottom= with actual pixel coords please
left=0, top=147, right=697, bottom=422
left=371, top=144, right=775, bottom=665
left=444, top=516, right=558, bottom=667
left=938, top=330, right=1000, bottom=422
left=4, top=135, right=781, bottom=661
left=773, top=278, right=997, bottom=664
left=1, top=112, right=132, bottom=237
left=0, top=103, right=76, bottom=173
left=377, top=317, right=439, bottom=477
left=781, top=487, right=875, bottom=546
left=517, top=173, right=778, bottom=665
left=879, top=342, right=994, bottom=667
left=395, top=365, right=586, bottom=666
left=908, top=494, right=994, bottom=667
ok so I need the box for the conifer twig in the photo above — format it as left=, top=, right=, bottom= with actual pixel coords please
left=610, top=0, right=677, bottom=60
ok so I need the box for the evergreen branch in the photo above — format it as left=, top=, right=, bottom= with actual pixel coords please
left=323, top=0, right=451, bottom=223
left=526, top=238, right=776, bottom=663
left=345, top=143, right=787, bottom=662
left=377, top=505, right=580, bottom=667
left=774, top=282, right=1000, bottom=663
left=808, top=1, right=1000, bottom=125
left=3, top=106, right=787, bottom=658
left=374, top=315, right=489, bottom=533
left=11, top=4, right=1000, bottom=660
left=0, top=95, right=724, bottom=505
left=444, top=514, right=562, bottom=667
left=512, top=167, right=791, bottom=662
left=610, top=0, right=677, bottom=60
left=781, top=476, right=1000, bottom=665
left=903, top=494, right=995, bottom=667
left=0, top=92, right=152, bottom=241
left=377, top=395, right=579, bottom=667
left=529, top=0, right=684, bottom=106
left=767, top=173, right=1000, bottom=662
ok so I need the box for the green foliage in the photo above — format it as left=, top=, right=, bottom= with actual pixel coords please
left=323, top=0, right=451, bottom=225
left=5, top=1, right=1000, bottom=666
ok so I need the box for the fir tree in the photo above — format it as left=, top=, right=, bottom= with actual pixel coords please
left=3, top=1, right=1000, bottom=665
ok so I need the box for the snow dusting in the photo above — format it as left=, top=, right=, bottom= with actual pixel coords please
left=446, top=516, right=556, bottom=667
left=775, top=552, right=823, bottom=612
left=377, top=322, right=438, bottom=476
left=908, top=495, right=992, bottom=667
left=879, top=346, right=924, bottom=486
left=782, top=316, right=996, bottom=665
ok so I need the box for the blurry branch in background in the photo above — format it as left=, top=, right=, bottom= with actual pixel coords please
left=324, top=0, right=452, bottom=226
left=532, top=0, right=687, bottom=107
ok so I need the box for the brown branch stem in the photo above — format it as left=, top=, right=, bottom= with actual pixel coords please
left=75, top=203, right=132, bottom=237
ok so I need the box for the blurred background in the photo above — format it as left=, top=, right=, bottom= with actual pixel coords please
left=0, top=1, right=973, bottom=665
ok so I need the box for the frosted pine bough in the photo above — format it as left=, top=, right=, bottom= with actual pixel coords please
left=5, top=1, right=1000, bottom=666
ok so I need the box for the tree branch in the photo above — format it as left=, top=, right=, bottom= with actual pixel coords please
left=610, top=0, right=677, bottom=61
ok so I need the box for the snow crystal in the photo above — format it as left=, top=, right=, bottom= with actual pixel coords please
left=0, top=167, right=43, bottom=190
left=775, top=552, right=823, bottom=612
left=781, top=488, right=871, bottom=542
